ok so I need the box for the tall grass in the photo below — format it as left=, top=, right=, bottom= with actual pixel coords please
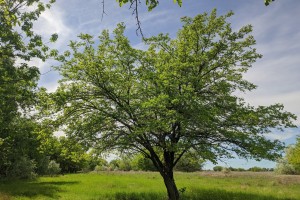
left=0, top=171, right=299, bottom=200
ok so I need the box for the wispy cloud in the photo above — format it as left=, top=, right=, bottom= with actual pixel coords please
left=228, top=1, right=300, bottom=127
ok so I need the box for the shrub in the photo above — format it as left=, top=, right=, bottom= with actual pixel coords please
left=10, top=156, right=37, bottom=179
left=222, top=167, right=231, bottom=174
left=275, top=158, right=297, bottom=175
left=36, top=156, right=50, bottom=175
left=175, top=153, right=204, bottom=172
left=94, top=165, right=109, bottom=172
left=213, top=166, right=223, bottom=171
left=47, top=160, right=61, bottom=176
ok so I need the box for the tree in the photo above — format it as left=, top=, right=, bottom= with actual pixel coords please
left=174, top=151, right=204, bottom=172
left=213, top=166, right=223, bottom=172
left=45, top=10, right=296, bottom=200
left=49, top=136, right=89, bottom=173
left=275, top=149, right=297, bottom=175
left=131, top=153, right=157, bottom=171
left=275, top=138, right=300, bottom=175
left=0, top=0, right=57, bottom=178
left=287, top=137, right=300, bottom=173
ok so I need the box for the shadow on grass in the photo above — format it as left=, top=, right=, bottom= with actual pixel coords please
left=0, top=180, right=79, bottom=199
left=104, top=188, right=296, bottom=200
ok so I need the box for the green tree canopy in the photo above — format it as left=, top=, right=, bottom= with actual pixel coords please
left=44, top=10, right=296, bottom=200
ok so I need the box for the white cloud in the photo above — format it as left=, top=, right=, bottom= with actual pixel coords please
left=34, top=6, right=72, bottom=42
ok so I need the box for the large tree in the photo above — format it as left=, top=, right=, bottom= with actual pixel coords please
left=44, top=10, right=296, bottom=200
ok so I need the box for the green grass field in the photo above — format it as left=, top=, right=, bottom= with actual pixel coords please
left=0, top=171, right=299, bottom=200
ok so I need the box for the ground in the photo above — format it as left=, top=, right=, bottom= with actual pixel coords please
left=0, top=171, right=299, bottom=200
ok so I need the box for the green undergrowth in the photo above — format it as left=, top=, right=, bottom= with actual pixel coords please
left=0, top=171, right=299, bottom=200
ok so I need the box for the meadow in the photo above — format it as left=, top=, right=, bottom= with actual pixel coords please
left=0, top=171, right=299, bottom=200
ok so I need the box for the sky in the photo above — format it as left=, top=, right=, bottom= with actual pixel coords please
left=33, top=0, right=300, bottom=169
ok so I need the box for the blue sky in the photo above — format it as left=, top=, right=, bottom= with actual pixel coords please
left=33, top=0, right=300, bottom=169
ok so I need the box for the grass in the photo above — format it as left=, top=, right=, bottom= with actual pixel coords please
left=0, top=171, right=300, bottom=200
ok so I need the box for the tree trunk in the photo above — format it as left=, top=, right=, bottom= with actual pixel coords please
left=161, top=169, right=180, bottom=200
left=147, top=146, right=180, bottom=199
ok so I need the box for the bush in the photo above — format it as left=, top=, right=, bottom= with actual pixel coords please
left=275, top=159, right=297, bottom=175
left=131, top=154, right=157, bottom=171
left=47, top=160, right=61, bottom=176
left=222, top=167, right=231, bottom=174
left=213, top=166, right=223, bottom=172
left=10, top=156, right=37, bottom=179
left=94, top=165, right=109, bottom=172
left=175, top=155, right=204, bottom=172
left=36, top=156, right=50, bottom=175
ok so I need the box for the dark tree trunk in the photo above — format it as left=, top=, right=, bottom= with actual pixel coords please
left=161, top=168, right=180, bottom=200
left=147, top=145, right=180, bottom=200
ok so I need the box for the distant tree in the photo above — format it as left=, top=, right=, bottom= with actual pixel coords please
left=53, top=136, right=89, bottom=173
left=131, top=153, right=157, bottom=171
left=287, top=137, right=300, bottom=173
left=213, top=166, right=223, bottom=172
left=276, top=139, right=300, bottom=175
left=236, top=168, right=246, bottom=172
left=248, top=166, right=263, bottom=172
left=174, top=151, right=204, bottom=172
left=109, top=159, right=121, bottom=170
left=275, top=157, right=297, bottom=175
left=45, top=10, right=296, bottom=200
left=86, top=149, right=108, bottom=171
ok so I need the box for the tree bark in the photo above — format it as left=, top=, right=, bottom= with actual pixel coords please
left=147, top=145, right=180, bottom=200
left=161, top=169, right=180, bottom=200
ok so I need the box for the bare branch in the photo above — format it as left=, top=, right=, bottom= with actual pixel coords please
left=100, top=0, right=107, bottom=21
left=130, top=0, right=144, bottom=38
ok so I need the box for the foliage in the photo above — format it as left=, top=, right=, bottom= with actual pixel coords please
left=0, top=0, right=56, bottom=179
left=264, top=0, right=275, bottom=6
left=45, top=10, right=296, bottom=199
left=213, top=166, right=223, bottom=172
left=9, top=156, right=37, bottom=179
left=275, top=158, right=297, bottom=175
left=108, top=159, right=120, bottom=171
left=287, top=137, right=300, bottom=173
left=131, top=154, right=157, bottom=171
left=275, top=143, right=300, bottom=175
left=174, top=151, right=204, bottom=172
left=221, top=167, right=231, bottom=174
left=86, top=150, right=108, bottom=171
left=0, top=117, right=50, bottom=178
left=47, top=160, right=61, bottom=176
left=50, top=136, right=89, bottom=173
